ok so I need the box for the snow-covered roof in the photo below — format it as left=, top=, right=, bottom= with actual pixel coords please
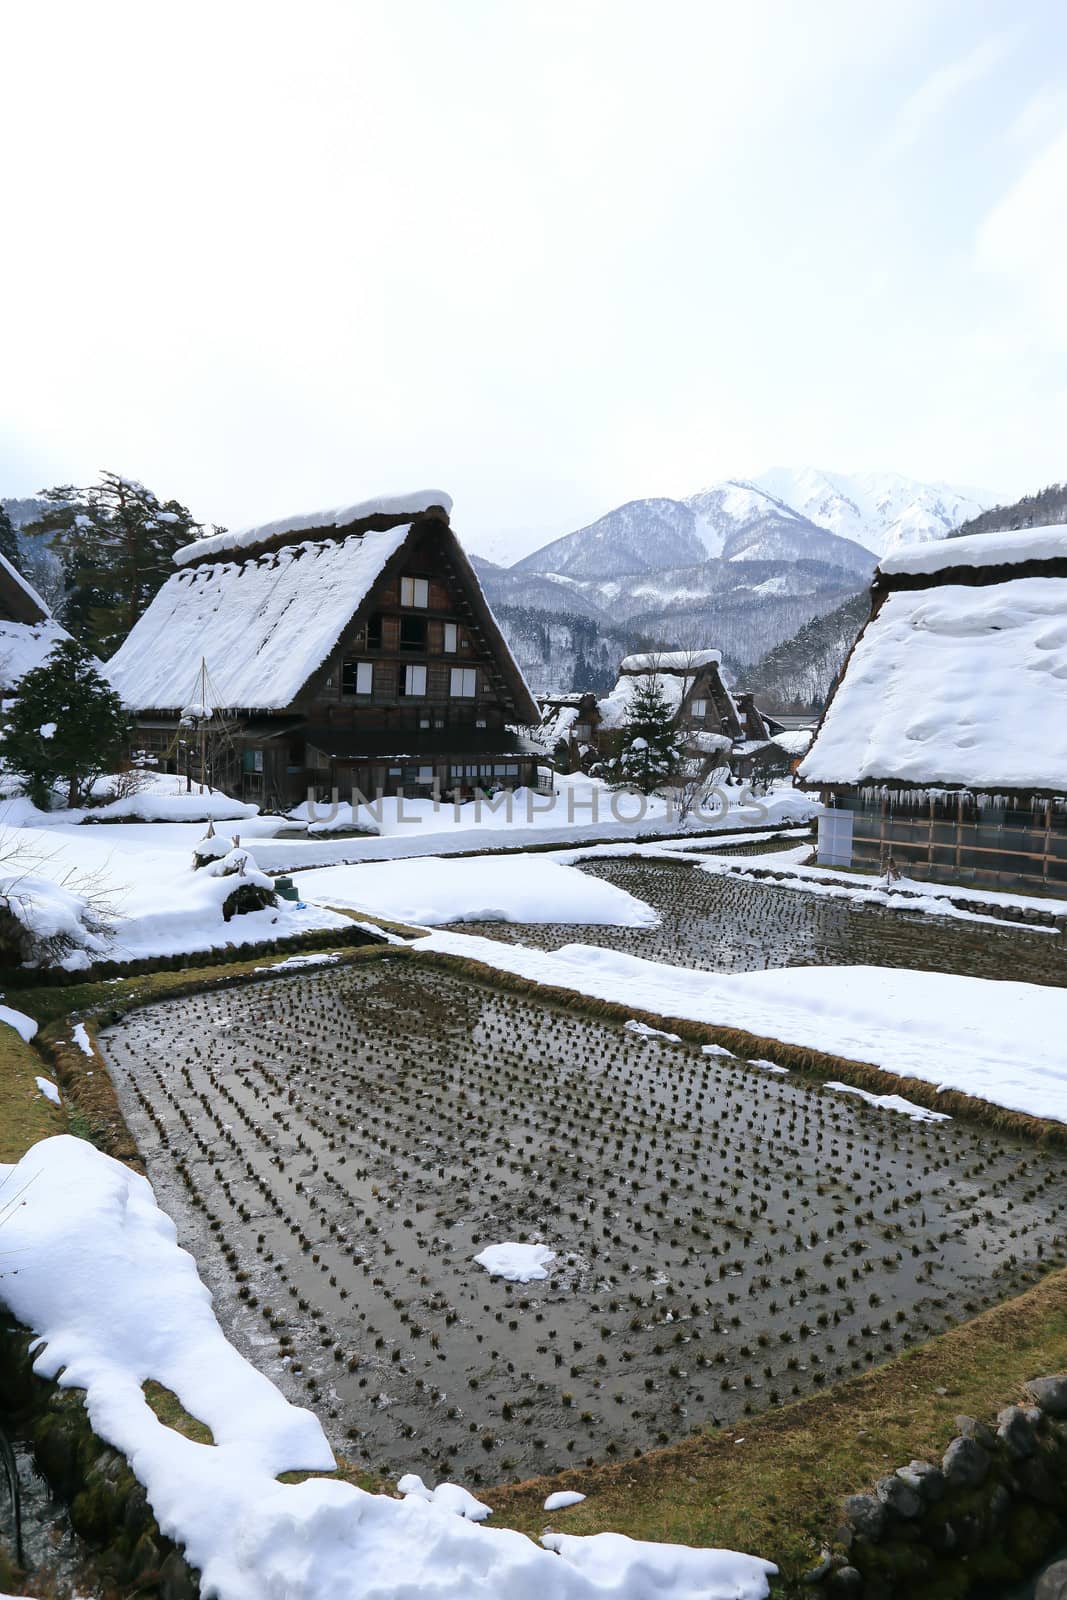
left=599, top=670, right=693, bottom=730
left=540, top=704, right=581, bottom=745
left=772, top=729, right=814, bottom=756
left=880, top=523, right=1067, bottom=578
left=797, top=572, right=1067, bottom=793
left=619, top=649, right=721, bottom=673
left=0, top=549, right=50, bottom=623
left=174, top=490, right=453, bottom=568
left=109, top=525, right=414, bottom=712
left=0, top=618, right=70, bottom=693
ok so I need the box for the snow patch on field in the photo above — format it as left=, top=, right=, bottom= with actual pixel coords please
left=474, top=1242, right=557, bottom=1283
left=824, top=1082, right=951, bottom=1123
left=0, top=1138, right=774, bottom=1600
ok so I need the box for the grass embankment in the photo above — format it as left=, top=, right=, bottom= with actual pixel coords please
left=0, top=1025, right=65, bottom=1163
left=490, top=1265, right=1067, bottom=1587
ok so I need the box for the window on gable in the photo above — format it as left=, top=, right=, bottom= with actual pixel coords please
left=400, top=616, right=427, bottom=651
left=690, top=698, right=707, bottom=719
left=450, top=667, right=477, bottom=697
left=366, top=614, right=383, bottom=649
left=401, top=576, right=429, bottom=608
left=443, top=622, right=458, bottom=653
left=342, top=660, right=373, bottom=695
left=402, top=664, right=427, bottom=697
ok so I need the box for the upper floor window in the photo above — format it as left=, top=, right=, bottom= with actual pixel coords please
left=400, top=616, right=427, bottom=652
left=450, top=667, right=477, bottom=697
left=402, top=664, right=427, bottom=696
left=366, top=614, right=383, bottom=650
left=443, top=622, right=458, bottom=653
left=342, top=660, right=374, bottom=695
left=401, top=576, right=429, bottom=608
left=690, top=698, right=707, bottom=719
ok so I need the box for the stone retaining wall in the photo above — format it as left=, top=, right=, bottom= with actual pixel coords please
left=0, top=1319, right=199, bottom=1598
left=819, top=1374, right=1067, bottom=1598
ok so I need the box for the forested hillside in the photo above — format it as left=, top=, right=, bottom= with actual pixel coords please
left=952, top=482, right=1067, bottom=538
left=744, top=591, right=869, bottom=713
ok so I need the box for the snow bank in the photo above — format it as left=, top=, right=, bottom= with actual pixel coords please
left=546, top=1492, right=587, bottom=1512
left=0, top=1004, right=37, bottom=1042
left=398, top=1475, right=492, bottom=1521
left=172, top=489, right=453, bottom=565
left=0, top=1138, right=774, bottom=1600
left=0, top=867, right=112, bottom=969
left=880, top=523, right=1067, bottom=576
left=474, top=1242, right=557, bottom=1282
left=415, top=931, right=1067, bottom=1125
left=34, top=1075, right=61, bottom=1105
left=298, top=854, right=658, bottom=928
left=88, top=778, right=258, bottom=824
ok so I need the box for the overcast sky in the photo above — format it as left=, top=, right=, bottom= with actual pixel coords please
left=3, top=0, right=1066, bottom=559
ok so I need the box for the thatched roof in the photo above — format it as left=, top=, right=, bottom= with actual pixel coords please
left=798, top=525, right=1067, bottom=795
left=108, top=502, right=537, bottom=723
left=0, top=551, right=70, bottom=695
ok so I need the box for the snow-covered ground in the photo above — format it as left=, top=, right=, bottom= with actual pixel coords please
left=282, top=775, right=815, bottom=855
left=0, top=1137, right=775, bottom=1600
left=415, top=930, right=1067, bottom=1124
left=297, top=854, right=658, bottom=928
left=0, top=798, right=350, bottom=968
left=0, top=779, right=811, bottom=965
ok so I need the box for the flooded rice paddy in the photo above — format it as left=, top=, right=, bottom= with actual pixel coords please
left=102, top=955, right=1067, bottom=1485
left=461, top=856, right=1067, bottom=986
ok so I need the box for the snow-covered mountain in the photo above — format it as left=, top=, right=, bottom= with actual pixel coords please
left=512, top=483, right=878, bottom=582
left=488, top=469, right=986, bottom=576
left=751, top=468, right=986, bottom=559
left=474, top=468, right=987, bottom=692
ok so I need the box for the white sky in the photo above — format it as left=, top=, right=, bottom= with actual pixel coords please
left=3, top=0, right=1067, bottom=558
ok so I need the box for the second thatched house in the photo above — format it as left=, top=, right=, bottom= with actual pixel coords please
left=0, top=552, right=69, bottom=701
left=106, top=491, right=541, bottom=808
left=796, top=525, right=1067, bottom=892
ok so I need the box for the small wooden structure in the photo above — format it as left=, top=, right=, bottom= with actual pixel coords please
left=797, top=525, right=1067, bottom=892
left=537, top=691, right=602, bottom=773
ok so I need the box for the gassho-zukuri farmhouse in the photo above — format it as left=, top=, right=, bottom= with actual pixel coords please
left=798, top=523, right=1067, bottom=894
left=107, top=490, right=541, bottom=808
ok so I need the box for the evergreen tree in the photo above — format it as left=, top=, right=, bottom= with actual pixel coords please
left=611, top=674, right=686, bottom=794
left=0, top=504, right=19, bottom=568
left=22, top=471, right=206, bottom=655
left=0, top=639, right=130, bottom=809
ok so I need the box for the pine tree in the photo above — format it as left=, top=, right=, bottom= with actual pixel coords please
left=21, top=471, right=206, bottom=655
left=0, top=639, right=130, bottom=809
left=0, top=505, right=19, bottom=568
left=611, top=674, right=686, bottom=794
